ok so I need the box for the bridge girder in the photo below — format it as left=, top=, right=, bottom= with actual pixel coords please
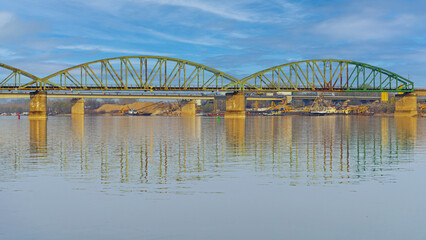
left=241, top=59, right=414, bottom=92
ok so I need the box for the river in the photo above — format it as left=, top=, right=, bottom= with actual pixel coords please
left=0, top=116, right=425, bottom=239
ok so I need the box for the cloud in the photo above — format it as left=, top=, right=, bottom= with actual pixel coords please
left=312, top=12, right=416, bottom=42
left=57, top=44, right=175, bottom=56
left=1, top=0, right=425, bottom=86
left=78, top=0, right=302, bottom=23
left=0, top=12, right=14, bottom=28
left=133, top=26, right=224, bottom=46
left=144, top=0, right=304, bottom=23
left=0, top=11, right=42, bottom=41
left=405, top=48, right=426, bottom=63
left=0, top=48, right=18, bottom=59
left=137, top=0, right=257, bottom=22
left=379, top=48, right=426, bottom=64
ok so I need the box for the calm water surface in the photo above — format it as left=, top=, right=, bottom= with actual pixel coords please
left=1, top=116, right=425, bottom=239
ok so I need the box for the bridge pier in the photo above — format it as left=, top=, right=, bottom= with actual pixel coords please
left=381, top=92, right=388, bottom=103
left=225, top=92, right=246, bottom=118
left=29, top=91, right=47, bottom=120
left=71, top=98, right=85, bottom=116
left=181, top=100, right=196, bottom=117
left=395, top=93, right=417, bottom=117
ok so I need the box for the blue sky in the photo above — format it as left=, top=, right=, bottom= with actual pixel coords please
left=1, top=0, right=425, bottom=85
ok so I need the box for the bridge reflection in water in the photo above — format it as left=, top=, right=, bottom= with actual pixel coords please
left=1, top=116, right=418, bottom=191
left=29, top=119, right=47, bottom=157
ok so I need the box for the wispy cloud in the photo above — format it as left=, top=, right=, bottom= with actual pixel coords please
left=145, top=0, right=304, bottom=23
left=0, top=11, right=42, bottom=41
left=57, top=45, right=175, bottom=56
left=379, top=48, right=426, bottom=64
left=0, top=48, right=18, bottom=59
left=132, top=26, right=224, bottom=47
left=312, top=12, right=416, bottom=42
left=79, top=0, right=302, bottom=23
left=137, top=0, right=257, bottom=22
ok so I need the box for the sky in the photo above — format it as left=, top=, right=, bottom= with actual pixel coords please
left=0, top=0, right=425, bottom=86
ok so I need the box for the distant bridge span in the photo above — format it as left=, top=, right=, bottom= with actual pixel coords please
left=0, top=57, right=415, bottom=93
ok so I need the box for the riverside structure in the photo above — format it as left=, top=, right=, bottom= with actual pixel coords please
left=0, top=57, right=420, bottom=118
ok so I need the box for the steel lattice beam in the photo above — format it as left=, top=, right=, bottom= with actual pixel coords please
left=240, top=59, right=414, bottom=92
left=0, top=58, right=415, bottom=92
left=39, top=56, right=241, bottom=91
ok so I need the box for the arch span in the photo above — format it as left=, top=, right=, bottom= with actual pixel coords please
left=0, top=63, right=43, bottom=90
left=41, top=56, right=241, bottom=91
left=241, top=59, right=414, bottom=92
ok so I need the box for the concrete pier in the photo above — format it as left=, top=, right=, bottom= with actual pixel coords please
left=225, top=92, right=246, bottom=118
left=381, top=92, right=388, bottom=103
left=181, top=100, right=196, bottom=117
left=29, top=91, right=47, bottom=120
left=71, top=98, right=85, bottom=116
left=395, top=93, right=417, bottom=117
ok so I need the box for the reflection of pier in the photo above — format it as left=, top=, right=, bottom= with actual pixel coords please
left=240, top=116, right=417, bottom=184
left=182, top=117, right=201, bottom=139
left=395, top=116, right=417, bottom=143
left=225, top=118, right=245, bottom=151
left=72, top=116, right=85, bottom=140
left=20, top=116, right=418, bottom=187
left=29, top=119, right=47, bottom=157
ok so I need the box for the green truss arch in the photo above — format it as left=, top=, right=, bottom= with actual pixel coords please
left=240, top=59, right=414, bottom=92
left=40, top=56, right=241, bottom=91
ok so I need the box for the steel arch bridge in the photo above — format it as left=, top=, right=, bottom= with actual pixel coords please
left=241, top=59, right=414, bottom=92
left=0, top=57, right=415, bottom=92
left=39, top=56, right=242, bottom=91
left=0, top=63, right=41, bottom=90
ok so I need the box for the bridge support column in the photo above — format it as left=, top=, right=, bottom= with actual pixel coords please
left=29, top=91, right=47, bottom=120
left=71, top=98, right=85, bottom=116
left=225, top=92, right=246, bottom=118
left=381, top=92, right=388, bottom=103
left=181, top=100, right=196, bottom=117
left=395, top=93, right=417, bottom=117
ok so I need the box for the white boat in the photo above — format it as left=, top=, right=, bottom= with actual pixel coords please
left=310, top=110, right=327, bottom=116
left=127, top=109, right=138, bottom=115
